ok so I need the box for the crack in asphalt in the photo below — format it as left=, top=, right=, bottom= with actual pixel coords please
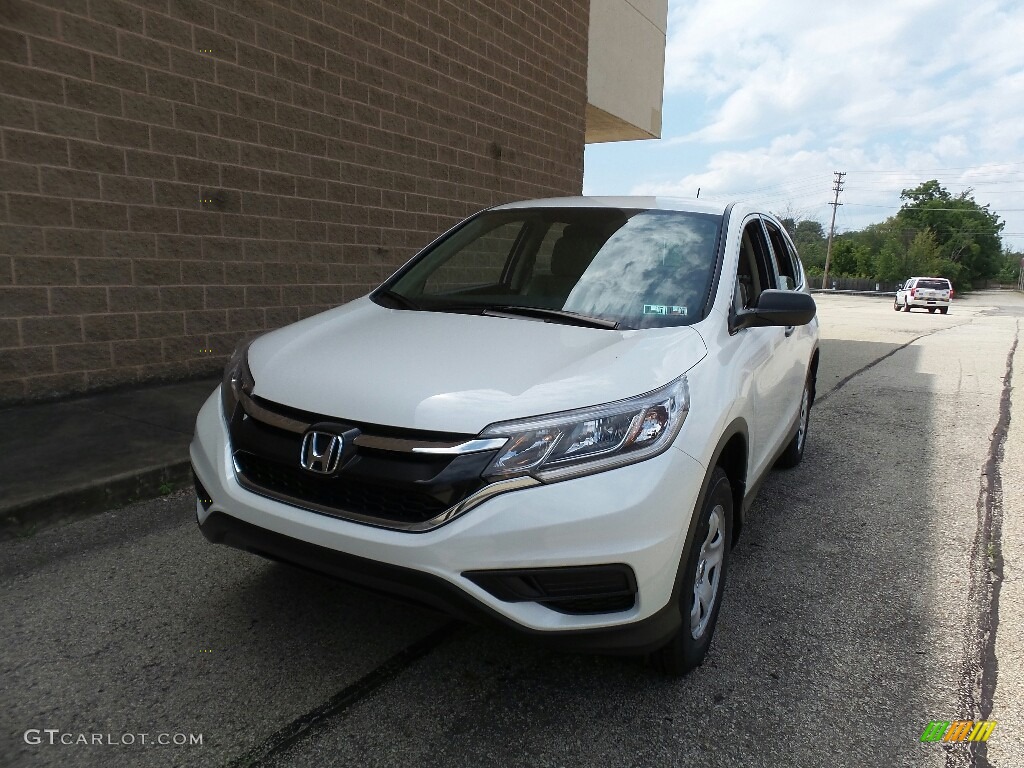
left=955, top=319, right=1017, bottom=768
left=223, top=622, right=465, bottom=768
left=815, top=320, right=971, bottom=405
left=810, top=312, right=1012, bottom=766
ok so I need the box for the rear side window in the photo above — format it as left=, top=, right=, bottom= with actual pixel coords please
left=918, top=279, right=950, bottom=290
left=763, top=218, right=800, bottom=290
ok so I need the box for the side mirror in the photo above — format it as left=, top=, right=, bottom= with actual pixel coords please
left=731, top=289, right=816, bottom=332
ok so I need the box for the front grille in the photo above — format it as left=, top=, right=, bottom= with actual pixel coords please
left=227, top=396, right=499, bottom=530
left=234, top=451, right=448, bottom=524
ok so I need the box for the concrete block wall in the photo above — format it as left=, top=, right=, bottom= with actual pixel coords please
left=0, top=0, right=588, bottom=404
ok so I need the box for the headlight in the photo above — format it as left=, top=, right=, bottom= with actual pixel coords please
left=481, top=376, right=689, bottom=482
left=220, top=338, right=255, bottom=419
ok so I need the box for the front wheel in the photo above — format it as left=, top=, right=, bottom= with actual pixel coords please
left=651, top=468, right=732, bottom=676
left=903, top=300, right=911, bottom=312
left=893, top=298, right=901, bottom=311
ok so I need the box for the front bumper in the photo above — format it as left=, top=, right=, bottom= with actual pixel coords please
left=190, top=389, right=707, bottom=652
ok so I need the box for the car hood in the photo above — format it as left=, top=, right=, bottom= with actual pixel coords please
left=248, top=297, right=708, bottom=434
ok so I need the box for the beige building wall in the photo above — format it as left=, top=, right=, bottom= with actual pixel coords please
left=586, top=0, right=668, bottom=143
left=0, top=0, right=588, bottom=405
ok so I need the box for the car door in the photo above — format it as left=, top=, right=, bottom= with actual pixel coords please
left=731, top=215, right=790, bottom=480
left=762, top=216, right=814, bottom=446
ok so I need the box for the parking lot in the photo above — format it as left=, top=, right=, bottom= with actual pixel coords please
left=3, top=290, right=1022, bottom=768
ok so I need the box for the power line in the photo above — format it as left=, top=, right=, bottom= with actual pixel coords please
left=846, top=160, right=1024, bottom=174
left=835, top=229, right=1024, bottom=236
left=848, top=206, right=1000, bottom=211
left=845, top=180, right=1024, bottom=188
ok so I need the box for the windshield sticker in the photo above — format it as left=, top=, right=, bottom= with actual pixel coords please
left=643, top=304, right=687, bottom=316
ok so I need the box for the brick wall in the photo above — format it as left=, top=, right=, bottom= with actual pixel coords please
left=0, top=0, right=588, bottom=404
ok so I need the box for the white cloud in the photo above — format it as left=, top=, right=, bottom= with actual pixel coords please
left=664, top=0, right=957, bottom=143
left=604, top=0, right=1024, bottom=247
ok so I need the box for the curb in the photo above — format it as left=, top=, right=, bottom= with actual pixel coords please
left=0, top=461, right=193, bottom=542
left=810, top=289, right=897, bottom=297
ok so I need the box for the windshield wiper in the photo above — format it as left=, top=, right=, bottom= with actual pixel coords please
left=482, top=305, right=620, bottom=330
left=377, top=296, right=619, bottom=329
left=374, top=289, right=421, bottom=310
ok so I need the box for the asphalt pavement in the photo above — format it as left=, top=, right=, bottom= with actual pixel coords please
left=1, top=290, right=1022, bottom=768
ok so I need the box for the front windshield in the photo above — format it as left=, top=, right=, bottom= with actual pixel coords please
left=378, top=207, right=723, bottom=330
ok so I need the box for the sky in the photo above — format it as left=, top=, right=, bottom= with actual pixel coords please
left=582, top=0, right=1024, bottom=252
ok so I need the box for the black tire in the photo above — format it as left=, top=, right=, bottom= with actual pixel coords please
left=902, top=300, right=911, bottom=312
left=893, top=299, right=901, bottom=311
left=651, top=468, right=732, bottom=677
left=776, top=376, right=812, bottom=469
left=928, top=307, right=936, bottom=313
left=939, top=307, right=948, bottom=314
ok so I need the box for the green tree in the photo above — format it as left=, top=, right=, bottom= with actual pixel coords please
left=907, top=229, right=940, bottom=273
left=897, top=181, right=1004, bottom=286
left=997, top=249, right=1022, bottom=284
left=875, top=237, right=905, bottom=282
left=854, top=244, right=875, bottom=277
left=790, top=219, right=826, bottom=269
left=829, top=239, right=858, bottom=276
left=777, top=181, right=1009, bottom=289
left=854, top=219, right=911, bottom=258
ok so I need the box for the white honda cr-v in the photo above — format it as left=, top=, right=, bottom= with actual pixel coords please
left=191, top=197, right=820, bottom=675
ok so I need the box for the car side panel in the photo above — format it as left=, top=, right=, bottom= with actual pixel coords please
left=682, top=308, right=760, bottom=472
left=689, top=208, right=818, bottom=497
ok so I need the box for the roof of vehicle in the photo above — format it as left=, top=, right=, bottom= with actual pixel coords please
left=908, top=276, right=952, bottom=281
left=492, top=196, right=732, bottom=216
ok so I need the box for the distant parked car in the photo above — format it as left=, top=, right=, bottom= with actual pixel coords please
left=895, top=277, right=953, bottom=313
left=192, top=197, right=820, bottom=676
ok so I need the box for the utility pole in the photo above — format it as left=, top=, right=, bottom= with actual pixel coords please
left=821, top=170, right=846, bottom=289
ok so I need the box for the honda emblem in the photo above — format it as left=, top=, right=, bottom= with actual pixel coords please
left=300, top=431, right=343, bottom=474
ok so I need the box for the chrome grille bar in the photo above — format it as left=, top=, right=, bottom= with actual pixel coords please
left=239, top=392, right=506, bottom=454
